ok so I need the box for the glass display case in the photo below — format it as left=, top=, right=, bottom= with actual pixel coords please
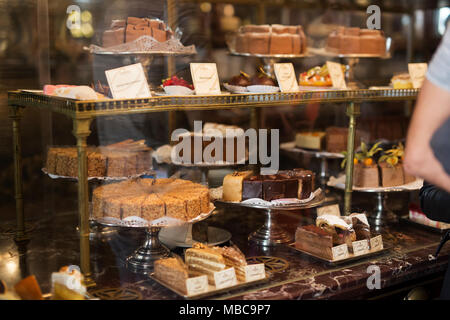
left=1, top=0, right=449, bottom=301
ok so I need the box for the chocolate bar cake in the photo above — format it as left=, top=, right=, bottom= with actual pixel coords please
left=222, top=169, right=315, bottom=202
left=235, top=24, right=307, bottom=55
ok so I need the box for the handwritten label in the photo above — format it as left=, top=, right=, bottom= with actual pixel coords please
left=274, top=63, right=299, bottom=92
left=105, top=63, right=151, bottom=99
left=408, top=63, right=428, bottom=89
left=186, top=275, right=208, bottom=296
left=326, top=61, right=347, bottom=89
left=352, top=239, right=370, bottom=256
left=214, top=268, right=237, bottom=289
left=370, top=235, right=384, bottom=251
left=244, top=264, right=266, bottom=282
left=317, top=204, right=341, bottom=217
left=332, top=244, right=349, bottom=261
left=190, top=63, right=221, bottom=95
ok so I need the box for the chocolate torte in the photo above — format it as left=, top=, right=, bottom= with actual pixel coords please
left=173, top=123, right=248, bottom=165
left=223, top=169, right=315, bottom=202
left=326, top=27, right=386, bottom=55
left=235, top=24, right=307, bottom=55
left=92, top=178, right=210, bottom=222
left=102, top=16, right=172, bottom=47
left=46, top=140, right=152, bottom=178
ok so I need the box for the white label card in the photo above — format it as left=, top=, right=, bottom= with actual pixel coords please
left=190, top=63, right=221, bottom=95
left=186, top=275, right=208, bottom=296
left=244, top=264, right=266, bottom=282
left=332, top=244, right=349, bottom=261
left=317, top=204, right=341, bottom=217
left=352, top=239, right=370, bottom=256
left=326, top=61, right=347, bottom=89
left=214, top=268, right=237, bottom=289
left=370, top=235, right=384, bottom=251
left=105, top=63, right=151, bottom=99
left=408, top=63, right=428, bottom=89
left=274, top=63, right=299, bottom=92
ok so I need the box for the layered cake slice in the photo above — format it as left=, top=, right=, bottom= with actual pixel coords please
left=295, top=132, right=326, bottom=150
left=154, top=257, right=189, bottom=294
left=295, top=225, right=334, bottom=260
left=223, top=171, right=253, bottom=202
left=185, top=243, right=227, bottom=284
left=221, top=246, right=248, bottom=282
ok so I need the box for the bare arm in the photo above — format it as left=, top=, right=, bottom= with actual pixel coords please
left=404, top=79, right=450, bottom=192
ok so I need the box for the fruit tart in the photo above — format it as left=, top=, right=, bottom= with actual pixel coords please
left=162, top=75, right=195, bottom=95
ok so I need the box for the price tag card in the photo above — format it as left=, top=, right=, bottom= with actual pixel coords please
left=352, top=239, right=370, bottom=256
left=370, top=235, right=384, bottom=251
left=408, top=63, right=428, bottom=89
left=317, top=204, right=340, bottom=217
left=274, top=63, right=299, bottom=92
left=244, top=264, right=266, bottom=282
left=214, top=268, right=237, bottom=289
left=332, top=244, right=349, bottom=261
left=105, top=63, right=151, bottom=99
left=186, top=275, right=208, bottom=296
left=190, top=63, right=221, bottom=95
left=326, top=61, right=347, bottom=89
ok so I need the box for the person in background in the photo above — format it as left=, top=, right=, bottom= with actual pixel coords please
left=404, top=28, right=450, bottom=192
left=405, top=27, right=450, bottom=300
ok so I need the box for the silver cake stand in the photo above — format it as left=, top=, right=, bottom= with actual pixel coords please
left=280, top=141, right=344, bottom=186
left=328, top=176, right=422, bottom=229
left=309, top=40, right=392, bottom=89
left=215, top=190, right=325, bottom=246
left=93, top=204, right=215, bottom=274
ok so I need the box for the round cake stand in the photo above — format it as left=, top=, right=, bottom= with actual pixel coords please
left=125, top=226, right=170, bottom=273
left=94, top=205, right=215, bottom=274
left=215, top=191, right=325, bottom=246
left=280, top=142, right=343, bottom=187
left=309, top=45, right=391, bottom=89
left=159, top=161, right=247, bottom=185
left=328, top=178, right=422, bottom=230
left=229, top=51, right=312, bottom=77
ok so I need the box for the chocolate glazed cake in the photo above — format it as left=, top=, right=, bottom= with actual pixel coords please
left=240, top=169, right=314, bottom=201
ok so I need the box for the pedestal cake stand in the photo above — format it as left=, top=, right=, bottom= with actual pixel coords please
left=93, top=204, right=215, bottom=274
left=215, top=190, right=325, bottom=246
left=328, top=176, right=422, bottom=229
left=309, top=40, right=391, bottom=89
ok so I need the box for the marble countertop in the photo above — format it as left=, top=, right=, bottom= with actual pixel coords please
left=0, top=204, right=448, bottom=300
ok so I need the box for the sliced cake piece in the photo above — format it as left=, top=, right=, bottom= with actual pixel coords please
left=141, top=194, right=165, bottom=222
left=222, top=171, right=253, bottom=202
left=185, top=243, right=227, bottom=284
left=221, top=245, right=247, bottom=282
left=154, top=257, right=189, bottom=294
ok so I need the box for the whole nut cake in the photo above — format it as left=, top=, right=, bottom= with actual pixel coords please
left=92, top=178, right=210, bottom=222
left=45, top=140, right=152, bottom=178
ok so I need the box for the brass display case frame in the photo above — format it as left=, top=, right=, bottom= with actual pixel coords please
left=8, top=88, right=418, bottom=286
